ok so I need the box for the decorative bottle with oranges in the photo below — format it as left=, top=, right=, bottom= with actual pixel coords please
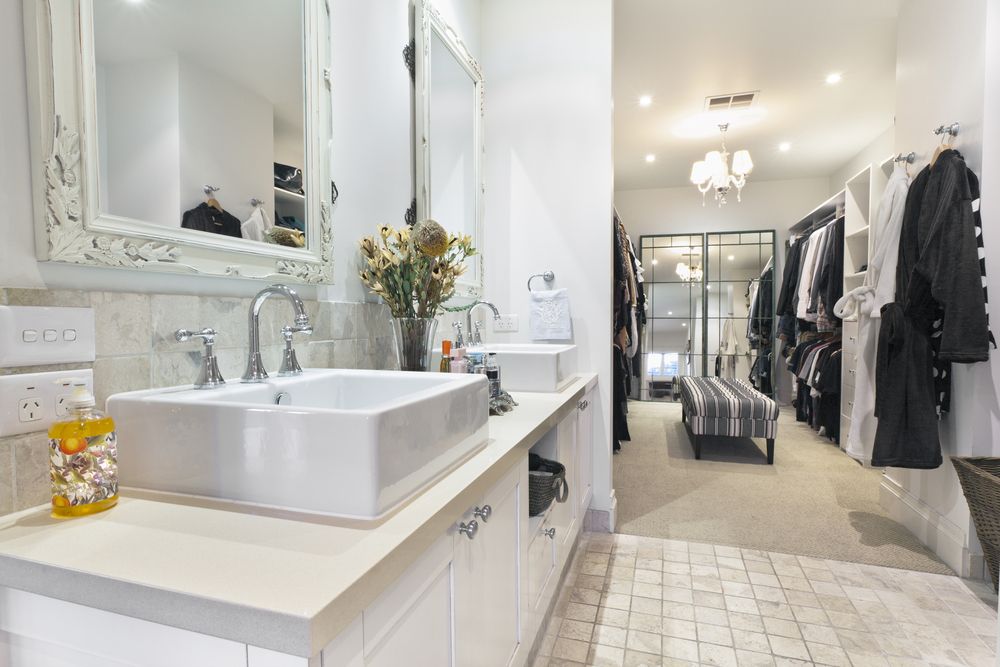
left=48, top=380, right=118, bottom=517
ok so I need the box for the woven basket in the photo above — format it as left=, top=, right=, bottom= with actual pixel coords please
left=951, top=457, right=1000, bottom=591
left=528, top=453, right=569, bottom=517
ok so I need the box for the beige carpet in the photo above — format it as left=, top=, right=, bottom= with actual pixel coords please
left=613, top=400, right=952, bottom=575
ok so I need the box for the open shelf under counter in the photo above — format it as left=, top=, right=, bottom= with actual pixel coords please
left=845, top=225, right=870, bottom=241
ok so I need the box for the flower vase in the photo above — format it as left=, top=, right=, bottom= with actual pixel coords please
left=391, top=317, right=439, bottom=372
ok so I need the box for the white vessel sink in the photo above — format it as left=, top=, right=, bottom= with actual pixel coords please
left=107, top=369, right=489, bottom=521
left=486, top=343, right=577, bottom=392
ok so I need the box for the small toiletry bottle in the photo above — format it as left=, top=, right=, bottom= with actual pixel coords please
left=467, top=351, right=484, bottom=374
left=48, top=380, right=118, bottom=517
left=450, top=347, right=468, bottom=374
left=440, top=340, right=452, bottom=373
left=486, top=353, right=501, bottom=399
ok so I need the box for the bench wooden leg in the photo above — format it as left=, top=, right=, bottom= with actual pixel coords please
left=766, top=438, right=774, bottom=465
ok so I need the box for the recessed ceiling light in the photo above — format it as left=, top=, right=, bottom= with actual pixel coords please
left=727, top=255, right=735, bottom=261
left=778, top=142, right=791, bottom=152
left=645, top=154, right=656, bottom=163
left=667, top=311, right=673, bottom=315
left=638, top=95, right=652, bottom=107
left=707, top=284, right=712, bottom=290
left=825, top=72, right=842, bottom=85
left=681, top=323, right=687, bottom=327
left=651, top=259, right=658, bottom=265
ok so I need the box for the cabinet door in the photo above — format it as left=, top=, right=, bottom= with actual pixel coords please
left=364, top=535, right=455, bottom=667
left=455, top=465, right=521, bottom=667
left=549, top=410, right=578, bottom=553
left=576, top=388, right=594, bottom=516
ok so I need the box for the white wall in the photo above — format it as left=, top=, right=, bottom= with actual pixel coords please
left=178, top=58, right=275, bottom=225
left=828, top=126, right=895, bottom=196
left=99, top=57, right=181, bottom=228
left=482, top=0, right=615, bottom=521
left=877, top=0, right=996, bottom=579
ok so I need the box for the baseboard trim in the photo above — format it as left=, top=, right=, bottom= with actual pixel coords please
left=585, top=491, right=617, bottom=533
left=879, top=476, right=984, bottom=579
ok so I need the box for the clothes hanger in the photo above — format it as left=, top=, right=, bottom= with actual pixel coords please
left=930, top=123, right=959, bottom=166
left=203, top=185, right=224, bottom=211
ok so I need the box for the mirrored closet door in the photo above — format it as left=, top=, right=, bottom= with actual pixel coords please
left=637, top=230, right=775, bottom=402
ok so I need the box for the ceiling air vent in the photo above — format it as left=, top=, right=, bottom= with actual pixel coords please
left=705, top=91, right=758, bottom=111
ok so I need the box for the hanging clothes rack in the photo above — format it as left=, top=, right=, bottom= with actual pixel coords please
left=893, top=152, right=916, bottom=164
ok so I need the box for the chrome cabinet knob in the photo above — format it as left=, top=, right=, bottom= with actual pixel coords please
left=473, top=505, right=492, bottom=523
left=458, top=520, right=479, bottom=539
left=544, top=527, right=556, bottom=539
left=578, top=399, right=589, bottom=411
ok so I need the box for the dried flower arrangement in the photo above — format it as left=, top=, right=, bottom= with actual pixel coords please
left=358, top=219, right=476, bottom=318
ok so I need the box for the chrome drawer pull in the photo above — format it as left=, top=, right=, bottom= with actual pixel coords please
left=544, top=527, right=556, bottom=539
left=458, top=520, right=479, bottom=539
left=474, top=505, right=492, bottom=523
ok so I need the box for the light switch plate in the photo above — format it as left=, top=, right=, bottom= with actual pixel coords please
left=494, top=314, right=519, bottom=332
left=0, top=305, right=96, bottom=367
left=0, top=369, right=94, bottom=437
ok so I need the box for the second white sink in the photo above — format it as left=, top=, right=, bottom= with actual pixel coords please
left=486, top=343, right=577, bottom=392
left=108, top=369, right=489, bottom=521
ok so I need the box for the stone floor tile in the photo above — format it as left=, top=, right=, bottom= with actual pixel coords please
left=602, top=595, right=632, bottom=612
left=662, top=573, right=692, bottom=589
left=762, top=616, right=801, bottom=639
left=631, top=596, right=662, bottom=616
left=626, top=629, right=661, bottom=655
left=662, top=586, right=694, bottom=605
left=607, top=579, right=635, bottom=595
left=825, top=610, right=868, bottom=631
left=728, top=611, right=766, bottom=633
left=722, top=581, right=755, bottom=598
left=663, top=561, right=691, bottom=575
left=571, top=587, right=603, bottom=606
left=767, top=636, right=810, bottom=661
left=725, top=595, right=760, bottom=616
left=777, top=575, right=812, bottom=592
left=745, top=560, right=777, bottom=575
left=635, top=569, right=663, bottom=585
left=593, top=624, right=628, bottom=648
left=753, top=585, right=788, bottom=604
left=597, top=607, right=631, bottom=629
left=697, top=622, right=734, bottom=647
left=735, top=649, right=776, bottom=666
left=798, top=622, right=839, bottom=646
left=628, top=612, right=662, bottom=634
left=664, top=550, right=689, bottom=564
left=783, top=589, right=822, bottom=608
left=559, top=619, right=594, bottom=641
left=719, top=568, right=751, bottom=584
left=715, top=545, right=742, bottom=558
left=660, top=636, right=699, bottom=662
left=698, top=642, right=738, bottom=667
left=633, top=583, right=663, bottom=600
left=566, top=602, right=600, bottom=622
left=552, top=637, right=591, bottom=662
left=757, top=601, right=795, bottom=620
left=843, top=650, right=891, bottom=666
left=662, top=601, right=696, bottom=621
left=695, top=605, right=730, bottom=626
left=805, top=641, right=850, bottom=666
left=717, top=556, right=746, bottom=571
left=749, top=572, right=782, bottom=588
left=692, top=590, right=727, bottom=609
left=731, top=628, right=771, bottom=653
left=588, top=643, right=626, bottom=667
left=688, top=542, right=715, bottom=555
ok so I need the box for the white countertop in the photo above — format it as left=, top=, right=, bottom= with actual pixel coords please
left=0, top=373, right=597, bottom=657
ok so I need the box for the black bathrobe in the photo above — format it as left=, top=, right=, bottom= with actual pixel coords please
left=873, top=150, right=990, bottom=469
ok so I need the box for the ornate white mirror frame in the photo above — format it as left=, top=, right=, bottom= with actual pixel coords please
left=413, top=0, right=485, bottom=300
left=21, top=0, right=333, bottom=284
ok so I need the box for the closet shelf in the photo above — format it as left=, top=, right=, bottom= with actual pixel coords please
left=845, top=225, right=870, bottom=240
left=845, top=270, right=866, bottom=280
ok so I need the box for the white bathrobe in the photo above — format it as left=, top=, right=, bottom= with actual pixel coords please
left=834, top=163, right=910, bottom=463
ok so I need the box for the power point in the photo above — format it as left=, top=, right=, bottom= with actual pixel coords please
left=18, top=398, right=43, bottom=423
left=55, top=394, right=72, bottom=418
left=494, top=314, right=519, bottom=333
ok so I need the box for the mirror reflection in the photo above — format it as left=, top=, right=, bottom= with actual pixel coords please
left=92, top=0, right=307, bottom=248
left=637, top=231, right=775, bottom=401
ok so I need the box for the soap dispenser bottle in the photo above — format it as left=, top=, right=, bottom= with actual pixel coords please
left=48, top=380, right=118, bottom=517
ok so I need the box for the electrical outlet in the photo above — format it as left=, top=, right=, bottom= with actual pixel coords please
left=0, top=369, right=93, bottom=437
left=494, top=314, right=519, bottom=333
left=18, top=398, right=43, bottom=422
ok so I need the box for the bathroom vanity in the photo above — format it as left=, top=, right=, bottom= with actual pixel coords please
left=0, top=375, right=597, bottom=666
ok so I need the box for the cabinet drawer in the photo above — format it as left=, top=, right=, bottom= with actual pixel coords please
left=842, top=320, right=859, bottom=354
left=841, top=382, right=856, bottom=418
left=526, top=515, right=555, bottom=610
left=841, top=350, right=858, bottom=389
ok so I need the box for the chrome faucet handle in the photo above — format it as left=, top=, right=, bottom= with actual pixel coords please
left=452, top=321, right=465, bottom=348
left=175, top=328, right=225, bottom=389
left=278, top=325, right=311, bottom=376
left=472, top=321, right=484, bottom=347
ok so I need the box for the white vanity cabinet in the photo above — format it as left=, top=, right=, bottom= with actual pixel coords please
left=576, top=387, right=595, bottom=517
left=454, top=464, right=524, bottom=667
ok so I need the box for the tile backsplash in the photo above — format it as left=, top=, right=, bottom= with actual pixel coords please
left=0, top=287, right=399, bottom=516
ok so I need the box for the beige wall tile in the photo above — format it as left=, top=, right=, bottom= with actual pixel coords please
left=93, top=355, right=151, bottom=408
left=13, top=432, right=49, bottom=511
left=5, top=289, right=90, bottom=308
left=0, top=441, right=13, bottom=515
left=90, top=292, right=151, bottom=357
left=150, top=350, right=201, bottom=388
left=151, top=295, right=246, bottom=351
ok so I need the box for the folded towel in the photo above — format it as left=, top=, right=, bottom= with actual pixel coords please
left=530, top=288, right=572, bottom=341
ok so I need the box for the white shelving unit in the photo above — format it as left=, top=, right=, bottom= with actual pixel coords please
left=838, top=158, right=891, bottom=465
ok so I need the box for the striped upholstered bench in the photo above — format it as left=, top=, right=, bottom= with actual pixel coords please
left=678, top=376, right=779, bottom=464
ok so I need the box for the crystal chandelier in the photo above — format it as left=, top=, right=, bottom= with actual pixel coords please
left=690, top=123, right=753, bottom=206
left=675, top=251, right=703, bottom=282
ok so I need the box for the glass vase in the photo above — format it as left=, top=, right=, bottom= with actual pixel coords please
left=391, top=317, right=439, bottom=372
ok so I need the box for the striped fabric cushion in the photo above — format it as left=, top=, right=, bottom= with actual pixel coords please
left=680, top=376, right=779, bottom=439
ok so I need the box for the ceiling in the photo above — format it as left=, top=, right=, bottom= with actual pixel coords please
left=614, top=0, right=901, bottom=191
left=93, top=0, right=304, bottom=142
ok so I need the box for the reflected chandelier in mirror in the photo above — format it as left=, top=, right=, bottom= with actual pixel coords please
left=22, top=0, right=333, bottom=283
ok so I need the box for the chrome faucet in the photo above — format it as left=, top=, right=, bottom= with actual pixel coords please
left=242, top=284, right=312, bottom=383
left=466, top=300, right=501, bottom=346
